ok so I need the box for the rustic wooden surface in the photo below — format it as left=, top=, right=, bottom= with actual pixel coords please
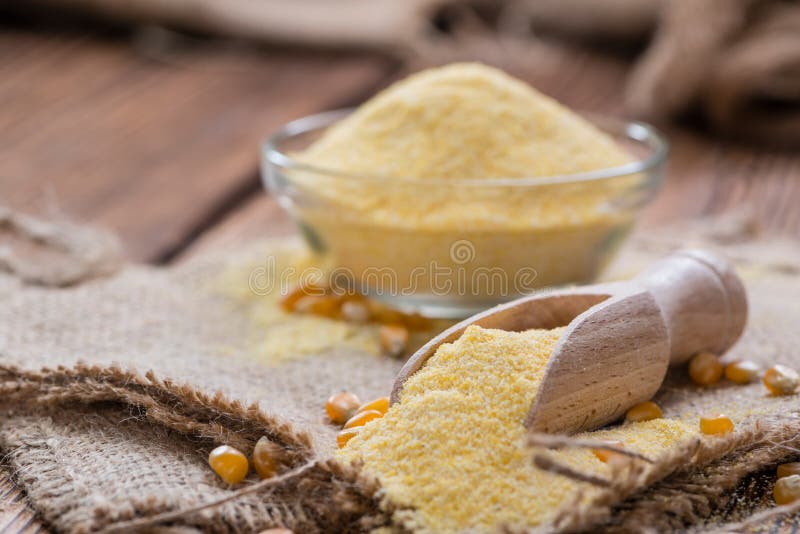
left=1, top=19, right=799, bottom=533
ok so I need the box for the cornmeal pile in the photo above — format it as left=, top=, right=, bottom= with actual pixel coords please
left=302, top=63, right=628, bottom=180
left=294, top=64, right=640, bottom=302
left=338, top=325, right=696, bottom=532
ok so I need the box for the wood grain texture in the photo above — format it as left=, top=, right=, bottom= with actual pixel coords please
left=175, top=192, right=295, bottom=258
left=0, top=468, right=44, bottom=534
left=0, top=26, right=391, bottom=262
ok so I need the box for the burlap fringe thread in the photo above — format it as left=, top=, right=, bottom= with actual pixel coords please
left=4, top=358, right=800, bottom=531
left=519, top=416, right=800, bottom=532
left=5, top=361, right=800, bottom=531
left=0, top=362, right=392, bottom=533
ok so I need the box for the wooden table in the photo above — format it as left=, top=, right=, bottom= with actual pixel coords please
left=2, top=21, right=799, bottom=533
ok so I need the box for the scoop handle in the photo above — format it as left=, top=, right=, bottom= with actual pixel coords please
left=633, top=249, right=747, bottom=364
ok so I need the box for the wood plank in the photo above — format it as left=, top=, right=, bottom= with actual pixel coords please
left=0, top=469, right=44, bottom=534
left=0, top=26, right=391, bottom=262
left=177, top=192, right=293, bottom=258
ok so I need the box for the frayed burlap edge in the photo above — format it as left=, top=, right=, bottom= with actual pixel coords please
left=507, top=416, right=800, bottom=532
left=0, top=362, right=391, bottom=533
left=1, top=362, right=313, bottom=460
left=97, top=458, right=393, bottom=534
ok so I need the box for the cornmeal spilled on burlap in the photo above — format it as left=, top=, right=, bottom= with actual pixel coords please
left=1, top=209, right=800, bottom=533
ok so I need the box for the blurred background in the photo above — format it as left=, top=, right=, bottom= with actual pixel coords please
left=0, top=0, right=799, bottom=266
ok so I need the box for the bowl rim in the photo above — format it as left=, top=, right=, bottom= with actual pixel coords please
left=262, top=108, right=669, bottom=187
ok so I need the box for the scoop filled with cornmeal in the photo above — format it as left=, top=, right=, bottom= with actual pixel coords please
left=338, top=325, right=695, bottom=532
left=337, top=249, right=747, bottom=532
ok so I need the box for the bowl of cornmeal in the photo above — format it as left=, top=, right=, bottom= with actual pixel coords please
left=263, top=63, right=667, bottom=317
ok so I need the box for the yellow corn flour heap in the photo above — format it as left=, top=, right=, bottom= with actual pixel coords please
left=338, top=325, right=696, bottom=532
left=295, top=63, right=640, bottom=300
left=303, top=63, right=627, bottom=180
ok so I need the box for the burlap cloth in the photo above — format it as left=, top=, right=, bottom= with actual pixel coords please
left=2, top=208, right=800, bottom=533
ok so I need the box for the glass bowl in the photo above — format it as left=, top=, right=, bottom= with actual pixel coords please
left=262, top=109, right=668, bottom=318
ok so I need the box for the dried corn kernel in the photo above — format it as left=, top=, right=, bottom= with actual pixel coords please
left=208, top=445, right=249, bottom=484
left=252, top=436, right=281, bottom=479
left=774, top=474, right=800, bottom=505
left=380, top=324, right=409, bottom=358
left=279, top=283, right=326, bottom=312
left=356, top=396, right=390, bottom=416
left=625, top=401, right=663, bottom=423
left=326, top=392, right=361, bottom=424
left=341, top=300, right=371, bottom=323
left=278, top=285, right=308, bottom=312
left=764, top=365, right=800, bottom=396
left=688, top=352, right=723, bottom=386
left=402, top=312, right=433, bottom=331
left=258, top=529, right=293, bottom=534
left=337, top=427, right=360, bottom=448
left=724, top=360, right=761, bottom=384
left=699, top=414, right=734, bottom=435
left=592, top=441, right=625, bottom=463
left=344, top=409, right=383, bottom=429
left=293, top=295, right=340, bottom=318
left=370, top=304, right=406, bottom=326
left=777, top=462, right=800, bottom=479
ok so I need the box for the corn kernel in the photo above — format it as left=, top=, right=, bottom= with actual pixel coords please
left=625, top=401, right=663, bottom=423
left=337, top=427, right=361, bottom=448
left=724, top=360, right=761, bottom=384
left=343, top=409, right=383, bottom=429
left=278, top=285, right=308, bottom=312
left=326, top=392, right=361, bottom=424
left=699, top=414, right=734, bottom=435
left=592, top=440, right=625, bottom=463
left=279, top=283, right=326, bottom=312
left=774, top=474, right=800, bottom=505
left=777, top=462, right=800, bottom=479
left=688, top=352, right=723, bottom=386
left=402, top=312, right=433, bottom=331
left=764, top=365, right=800, bottom=396
left=208, top=445, right=249, bottom=484
left=258, top=529, right=293, bottom=534
left=293, top=295, right=340, bottom=318
left=252, top=436, right=281, bottom=479
left=380, top=324, right=409, bottom=358
left=356, top=396, right=390, bottom=416
left=370, top=303, right=406, bottom=326
left=340, top=300, right=371, bottom=323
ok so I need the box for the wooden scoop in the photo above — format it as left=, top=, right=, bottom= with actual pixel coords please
left=390, top=250, right=747, bottom=435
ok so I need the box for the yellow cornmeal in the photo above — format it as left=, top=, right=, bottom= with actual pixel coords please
left=338, top=325, right=696, bottom=532
left=294, top=63, right=640, bottom=298
left=210, top=241, right=450, bottom=364
left=302, top=63, right=627, bottom=180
